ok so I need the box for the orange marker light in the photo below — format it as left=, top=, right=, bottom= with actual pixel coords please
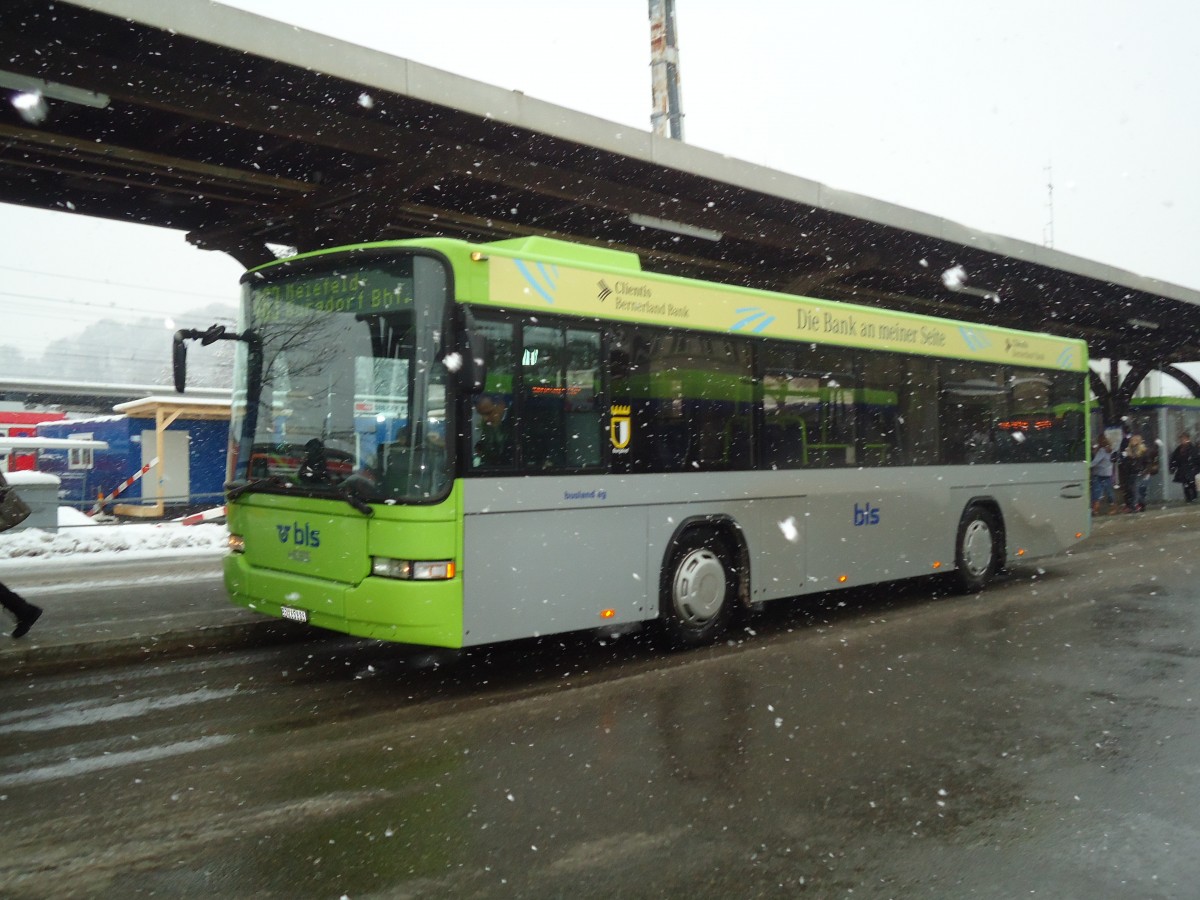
left=932, top=561, right=942, bottom=569
left=600, top=609, right=616, bottom=619
left=1016, top=548, right=1026, bottom=557
left=837, top=575, right=848, bottom=583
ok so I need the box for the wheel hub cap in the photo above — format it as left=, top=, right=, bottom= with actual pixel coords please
left=962, top=520, right=994, bottom=576
left=672, top=548, right=726, bottom=624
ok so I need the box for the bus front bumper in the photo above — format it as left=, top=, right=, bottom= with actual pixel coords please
left=224, top=554, right=464, bottom=648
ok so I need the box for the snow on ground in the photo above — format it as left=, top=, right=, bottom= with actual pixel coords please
left=0, top=507, right=227, bottom=569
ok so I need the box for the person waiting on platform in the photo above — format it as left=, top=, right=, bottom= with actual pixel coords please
left=1169, top=432, right=1200, bottom=503
left=1090, top=435, right=1117, bottom=515
left=1124, top=433, right=1156, bottom=512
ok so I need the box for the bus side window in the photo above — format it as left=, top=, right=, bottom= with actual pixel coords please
left=609, top=327, right=753, bottom=473
left=562, top=329, right=603, bottom=468
left=520, top=324, right=602, bottom=471
left=647, top=332, right=753, bottom=472
left=939, top=362, right=1006, bottom=465
left=864, top=352, right=902, bottom=468
left=762, top=373, right=810, bottom=469
left=471, top=318, right=517, bottom=471
left=761, top=343, right=855, bottom=469
left=903, top=357, right=941, bottom=465
left=1049, top=370, right=1087, bottom=461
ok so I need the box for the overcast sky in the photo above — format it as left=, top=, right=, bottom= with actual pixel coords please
left=3, top=0, right=1197, bottom=364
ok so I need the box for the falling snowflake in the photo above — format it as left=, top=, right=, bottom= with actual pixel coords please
left=778, top=517, right=799, bottom=542
left=941, top=265, right=967, bottom=290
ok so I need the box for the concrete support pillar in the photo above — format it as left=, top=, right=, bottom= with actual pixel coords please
left=649, top=0, right=685, bottom=140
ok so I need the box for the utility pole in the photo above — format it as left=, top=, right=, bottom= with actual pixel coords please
left=649, top=0, right=684, bottom=140
left=1043, top=163, right=1055, bottom=248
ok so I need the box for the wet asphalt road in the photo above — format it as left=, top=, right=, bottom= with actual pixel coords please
left=2, top=508, right=1199, bottom=898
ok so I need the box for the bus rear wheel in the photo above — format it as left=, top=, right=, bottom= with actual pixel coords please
left=661, top=527, right=735, bottom=648
left=953, top=505, right=1002, bottom=593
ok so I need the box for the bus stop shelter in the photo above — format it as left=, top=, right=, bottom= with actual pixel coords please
left=1, top=0, right=1199, bottom=422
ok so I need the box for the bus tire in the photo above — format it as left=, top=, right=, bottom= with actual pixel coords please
left=952, top=505, right=1002, bottom=593
left=661, top=527, right=735, bottom=648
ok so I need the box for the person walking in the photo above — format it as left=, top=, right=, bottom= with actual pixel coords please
left=0, top=469, right=43, bottom=638
left=1169, top=432, right=1200, bottom=504
left=0, top=581, right=41, bottom=639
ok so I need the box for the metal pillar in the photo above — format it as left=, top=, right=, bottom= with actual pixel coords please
left=1090, top=359, right=1156, bottom=428
left=1086, top=356, right=1200, bottom=441
left=649, top=0, right=685, bottom=140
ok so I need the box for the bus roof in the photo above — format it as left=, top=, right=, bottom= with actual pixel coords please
left=471, top=236, right=1088, bottom=373
left=253, top=236, right=1089, bottom=373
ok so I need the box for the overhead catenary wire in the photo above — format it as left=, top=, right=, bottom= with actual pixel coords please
left=0, top=262, right=236, bottom=304
left=0, top=287, right=236, bottom=321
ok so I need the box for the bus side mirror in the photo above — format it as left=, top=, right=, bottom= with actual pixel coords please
left=456, top=308, right=488, bottom=395
left=172, top=331, right=188, bottom=393
left=465, top=335, right=488, bottom=395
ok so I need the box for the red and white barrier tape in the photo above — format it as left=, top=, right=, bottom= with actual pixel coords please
left=88, top=456, right=159, bottom=516
left=177, top=506, right=227, bottom=526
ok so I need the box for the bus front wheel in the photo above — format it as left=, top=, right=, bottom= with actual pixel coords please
left=953, top=506, right=1002, bottom=593
left=661, top=527, right=735, bottom=648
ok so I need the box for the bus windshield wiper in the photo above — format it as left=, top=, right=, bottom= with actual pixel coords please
left=226, top=475, right=290, bottom=501
left=227, top=475, right=373, bottom=515
left=336, top=480, right=375, bottom=517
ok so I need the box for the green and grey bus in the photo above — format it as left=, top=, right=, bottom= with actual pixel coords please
left=176, top=235, right=1090, bottom=649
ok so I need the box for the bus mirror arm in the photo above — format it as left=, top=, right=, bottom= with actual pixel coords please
left=172, top=325, right=262, bottom=394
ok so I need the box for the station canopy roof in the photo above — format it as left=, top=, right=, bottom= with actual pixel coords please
left=2, top=0, right=1199, bottom=367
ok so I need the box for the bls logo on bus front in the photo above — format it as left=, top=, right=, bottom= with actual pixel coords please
left=853, top=503, right=881, bottom=526
left=276, top=522, right=321, bottom=547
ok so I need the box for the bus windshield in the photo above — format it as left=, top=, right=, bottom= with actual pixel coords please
left=229, top=252, right=452, bottom=502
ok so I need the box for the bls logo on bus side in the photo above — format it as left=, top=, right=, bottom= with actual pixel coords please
left=853, top=503, right=881, bottom=527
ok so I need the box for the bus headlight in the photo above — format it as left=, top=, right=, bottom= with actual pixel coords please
left=372, top=557, right=456, bottom=580
left=228, top=534, right=245, bottom=554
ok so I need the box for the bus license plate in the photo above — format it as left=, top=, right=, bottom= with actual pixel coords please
left=280, top=606, right=308, bottom=624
